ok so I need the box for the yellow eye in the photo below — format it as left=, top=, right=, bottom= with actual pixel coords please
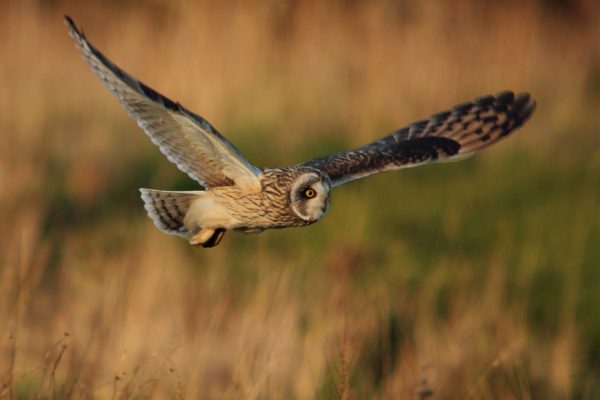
left=304, top=188, right=316, bottom=198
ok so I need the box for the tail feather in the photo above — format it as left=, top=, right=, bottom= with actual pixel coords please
left=139, top=189, right=199, bottom=236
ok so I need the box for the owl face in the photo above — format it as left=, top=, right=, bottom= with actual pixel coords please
left=289, top=172, right=331, bottom=222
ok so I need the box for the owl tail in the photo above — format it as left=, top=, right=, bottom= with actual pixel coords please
left=139, top=189, right=199, bottom=237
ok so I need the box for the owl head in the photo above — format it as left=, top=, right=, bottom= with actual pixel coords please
left=289, top=169, right=331, bottom=223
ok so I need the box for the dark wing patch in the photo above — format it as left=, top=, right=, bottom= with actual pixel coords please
left=301, top=91, right=536, bottom=187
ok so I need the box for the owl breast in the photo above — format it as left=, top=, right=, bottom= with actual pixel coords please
left=210, top=180, right=308, bottom=230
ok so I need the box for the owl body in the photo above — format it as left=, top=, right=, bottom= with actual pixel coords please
left=66, top=17, right=536, bottom=248
left=168, top=167, right=330, bottom=244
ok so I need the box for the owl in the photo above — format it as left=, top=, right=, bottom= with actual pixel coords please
left=66, top=17, right=536, bottom=248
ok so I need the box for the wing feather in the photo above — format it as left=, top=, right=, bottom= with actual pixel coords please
left=65, top=16, right=262, bottom=191
left=301, top=91, right=536, bottom=187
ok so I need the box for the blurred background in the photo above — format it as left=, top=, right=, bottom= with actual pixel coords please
left=1, top=0, right=599, bottom=398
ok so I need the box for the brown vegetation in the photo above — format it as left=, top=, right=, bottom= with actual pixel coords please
left=1, top=0, right=599, bottom=398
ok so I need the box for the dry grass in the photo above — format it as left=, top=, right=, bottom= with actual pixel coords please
left=1, top=0, right=600, bottom=398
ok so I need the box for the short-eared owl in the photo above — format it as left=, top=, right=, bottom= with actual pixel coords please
left=66, top=17, right=536, bottom=248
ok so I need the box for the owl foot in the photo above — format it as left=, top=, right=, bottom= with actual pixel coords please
left=189, top=227, right=226, bottom=248
left=189, top=227, right=215, bottom=246
left=203, top=228, right=226, bottom=248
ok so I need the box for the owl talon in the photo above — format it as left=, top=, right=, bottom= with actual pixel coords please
left=189, top=228, right=216, bottom=246
left=189, top=227, right=226, bottom=247
left=203, top=229, right=226, bottom=248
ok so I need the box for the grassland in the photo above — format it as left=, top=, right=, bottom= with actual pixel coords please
left=1, top=0, right=599, bottom=398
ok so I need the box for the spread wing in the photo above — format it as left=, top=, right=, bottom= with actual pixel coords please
left=301, top=91, right=536, bottom=187
left=65, top=16, right=262, bottom=191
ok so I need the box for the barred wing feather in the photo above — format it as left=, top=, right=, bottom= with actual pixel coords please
left=302, top=91, right=536, bottom=187
left=66, top=16, right=262, bottom=191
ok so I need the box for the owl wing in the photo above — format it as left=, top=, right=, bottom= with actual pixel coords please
left=65, top=17, right=262, bottom=191
left=301, top=91, right=536, bottom=187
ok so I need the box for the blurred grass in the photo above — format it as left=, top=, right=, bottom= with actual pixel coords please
left=1, top=0, right=600, bottom=398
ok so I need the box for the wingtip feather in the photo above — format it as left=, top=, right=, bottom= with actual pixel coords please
left=64, top=15, right=83, bottom=40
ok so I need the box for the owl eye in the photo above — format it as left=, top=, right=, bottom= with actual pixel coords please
left=304, top=188, right=316, bottom=198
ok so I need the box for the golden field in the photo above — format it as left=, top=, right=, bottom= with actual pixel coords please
left=1, top=0, right=600, bottom=398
